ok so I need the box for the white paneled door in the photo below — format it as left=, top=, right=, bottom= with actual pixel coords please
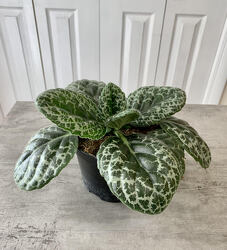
left=0, top=0, right=226, bottom=118
left=100, top=0, right=166, bottom=96
left=34, top=0, right=99, bottom=89
left=155, top=0, right=227, bottom=103
left=0, top=0, right=45, bottom=116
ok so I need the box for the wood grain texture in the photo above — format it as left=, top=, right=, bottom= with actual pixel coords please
left=0, top=102, right=227, bottom=249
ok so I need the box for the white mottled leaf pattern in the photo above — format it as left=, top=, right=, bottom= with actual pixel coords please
left=127, top=86, right=186, bottom=126
left=106, top=109, right=140, bottom=130
left=14, top=126, right=78, bottom=191
left=66, top=79, right=105, bottom=104
left=97, top=130, right=185, bottom=215
left=99, top=82, right=127, bottom=118
left=15, top=80, right=211, bottom=215
left=160, top=117, right=211, bottom=169
left=36, top=88, right=106, bottom=140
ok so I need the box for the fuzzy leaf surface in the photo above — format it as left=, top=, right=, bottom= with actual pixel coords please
left=14, top=126, right=78, bottom=191
left=127, top=86, right=186, bottom=126
left=99, top=82, right=126, bottom=118
left=66, top=79, right=105, bottom=104
left=36, top=88, right=106, bottom=139
left=160, top=117, right=211, bottom=168
left=106, top=109, right=140, bottom=130
left=97, top=130, right=185, bottom=215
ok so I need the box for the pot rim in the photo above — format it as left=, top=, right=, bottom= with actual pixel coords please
left=77, top=148, right=97, bottom=160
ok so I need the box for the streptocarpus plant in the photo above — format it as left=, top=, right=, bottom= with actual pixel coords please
left=14, top=79, right=211, bottom=215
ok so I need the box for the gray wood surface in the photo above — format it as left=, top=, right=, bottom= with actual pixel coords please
left=0, top=102, right=227, bottom=250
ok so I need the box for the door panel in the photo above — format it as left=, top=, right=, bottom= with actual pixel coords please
left=34, top=0, right=99, bottom=89
left=100, top=0, right=166, bottom=95
left=155, top=0, right=227, bottom=103
left=0, top=0, right=45, bottom=115
left=203, top=17, right=227, bottom=104
left=0, top=34, right=15, bottom=115
left=0, top=104, right=3, bottom=123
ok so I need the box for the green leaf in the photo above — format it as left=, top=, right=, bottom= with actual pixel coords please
left=127, top=86, right=186, bottom=126
left=97, top=130, right=185, bottom=215
left=160, top=117, right=211, bottom=169
left=36, top=88, right=107, bottom=140
left=66, top=79, right=105, bottom=104
left=14, top=126, right=78, bottom=191
left=106, top=109, right=140, bottom=130
left=147, top=129, right=185, bottom=177
left=99, top=82, right=127, bottom=118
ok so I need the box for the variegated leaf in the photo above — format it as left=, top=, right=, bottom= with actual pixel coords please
left=127, top=86, right=186, bottom=126
left=146, top=129, right=185, bottom=177
left=14, top=126, right=78, bottom=191
left=66, top=79, right=105, bottom=104
left=36, top=88, right=106, bottom=140
left=160, top=117, right=211, bottom=169
left=97, top=130, right=185, bottom=215
left=106, top=109, right=140, bottom=130
left=99, top=82, right=127, bottom=118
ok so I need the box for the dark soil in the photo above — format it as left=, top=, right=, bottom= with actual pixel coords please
left=78, top=125, right=160, bottom=157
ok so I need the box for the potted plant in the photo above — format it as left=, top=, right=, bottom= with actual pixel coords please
left=14, top=80, right=211, bottom=215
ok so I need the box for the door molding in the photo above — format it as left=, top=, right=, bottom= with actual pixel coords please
left=203, top=17, right=227, bottom=104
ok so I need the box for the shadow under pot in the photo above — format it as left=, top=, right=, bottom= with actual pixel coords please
left=77, top=150, right=120, bottom=203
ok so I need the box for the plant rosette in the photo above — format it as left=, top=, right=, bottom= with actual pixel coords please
left=14, top=79, right=211, bottom=215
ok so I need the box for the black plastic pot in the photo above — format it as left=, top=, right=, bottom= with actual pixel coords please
left=77, top=150, right=120, bottom=203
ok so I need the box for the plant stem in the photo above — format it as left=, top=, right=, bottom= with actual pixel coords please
left=114, top=130, right=142, bottom=168
left=114, top=130, right=133, bottom=154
